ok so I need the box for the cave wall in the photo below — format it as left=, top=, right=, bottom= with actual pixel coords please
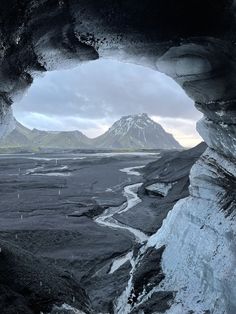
left=0, top=0, right=234, bottom=210
left=0, top=1, right=235, bottom=151
left=0, top=1, right=235, bottom=313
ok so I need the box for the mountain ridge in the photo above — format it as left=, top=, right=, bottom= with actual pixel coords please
left=95, top=113, right=182, bottom=149
left=0, top=114, right=182, bottom=150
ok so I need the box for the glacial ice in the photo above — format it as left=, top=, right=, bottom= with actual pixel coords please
left=145, top=181, right=176, bottom=197
left=156, top=52, right=212, bottom=79
left=147, top=195, right=236, bottom=314
left=51, top=303, right=86, bottom=313
left=0, top=105, right=15, bottom=139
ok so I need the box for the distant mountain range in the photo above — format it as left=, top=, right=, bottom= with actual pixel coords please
left=0, top=114, right=182, bottom=150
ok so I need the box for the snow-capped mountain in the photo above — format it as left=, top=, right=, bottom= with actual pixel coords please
left=0, top=114, right=182, bottom=150
left=94, top=113, right=182, bottom=149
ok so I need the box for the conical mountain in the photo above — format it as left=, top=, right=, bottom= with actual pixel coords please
left=93, top=113, right=182, bottom=149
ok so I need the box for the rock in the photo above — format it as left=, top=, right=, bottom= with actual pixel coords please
left=132, top=246, right=165, bottom=296
left=81, top=261, right=132, bottom=313
left=0, top=285, right=33, bottom=314
left=69, top=204, right=107, bottom=219
left=131, top=291, right=173, bottom=314
left=145, top=181, right=176, bottom=197
left=142, top=142, right=207, bottom=183
left=0, top=240, right=92, bottom=314
left=114, top=143, right=207, bottom=235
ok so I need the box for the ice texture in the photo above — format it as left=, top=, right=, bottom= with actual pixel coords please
left=145, top=181, right=176, bottom=197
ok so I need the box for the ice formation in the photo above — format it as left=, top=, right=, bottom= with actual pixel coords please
left=0, top=1, right=235, bottom=313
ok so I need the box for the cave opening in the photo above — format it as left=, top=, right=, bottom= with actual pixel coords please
left=0, top=56, right=208, bottom=314
left=4, top=58, right=203, bottom=151
left=0, top=1, right=235, bottom=313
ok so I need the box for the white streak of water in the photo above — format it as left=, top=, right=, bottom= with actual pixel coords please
left=109, top=251, right=133, bottom=274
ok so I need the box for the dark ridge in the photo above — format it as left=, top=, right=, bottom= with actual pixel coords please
left=0, top=240, right=92, bottom=314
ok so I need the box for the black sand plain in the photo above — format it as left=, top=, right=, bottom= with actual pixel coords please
left=0, top=145, right=206, bottom=313
left=0, top=151, right=159, bottom=312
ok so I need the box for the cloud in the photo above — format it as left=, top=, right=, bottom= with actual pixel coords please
left=20, top=112, right=110, bottom=138
left=13, top=59, right=203, bottom=147
left=151, top=116, right=203, bottom=147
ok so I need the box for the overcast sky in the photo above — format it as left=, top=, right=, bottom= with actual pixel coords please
left=13, top=59, right=202, bottom=147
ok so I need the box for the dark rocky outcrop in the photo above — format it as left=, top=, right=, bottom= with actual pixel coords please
left=132, top=246, right=165, bottom=296
left=142, top=142, right=207, bottom=184
left=130, top=291, right=173, bottom=314
left=117, top=246, right=174, bottom=314
left=0, top=240, right=92, bottom=314
left=81, top=261, right=132, bottom=313
left=115, top=143, right=207, bottom=235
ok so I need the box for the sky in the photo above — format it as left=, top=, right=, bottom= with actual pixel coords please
left=13, top=59, right=203, bottom=148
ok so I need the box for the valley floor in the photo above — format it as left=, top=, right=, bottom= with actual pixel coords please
left=0, top=147, right=205, bottom=313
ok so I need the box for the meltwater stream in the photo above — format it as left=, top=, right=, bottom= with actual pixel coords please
left=94, top=165, right=152, bottom=314
left=95, top=165, right=148, bottom=244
